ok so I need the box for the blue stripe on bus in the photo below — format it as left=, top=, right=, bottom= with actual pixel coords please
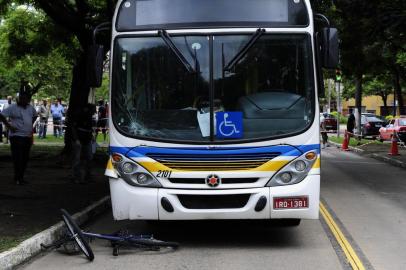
left=110, top=144, right=320, bottom=158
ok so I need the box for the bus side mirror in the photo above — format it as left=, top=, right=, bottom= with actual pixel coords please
left=321, top=27, right=339, bottom=69
left=86, top=45, right=104, bottom=88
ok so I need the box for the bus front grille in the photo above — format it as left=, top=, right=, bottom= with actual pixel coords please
left=146, top=153, right=280, bottom=171
left=177, top=194, right=251, bottom=209
left=168, top=178, right=259, bottom=184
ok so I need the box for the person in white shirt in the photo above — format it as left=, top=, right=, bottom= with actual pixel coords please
left=2, top=96, right=12, bottom=144
left=0, top=91, right=37, bottom=185
left=38, top=99, right=50, bottom=139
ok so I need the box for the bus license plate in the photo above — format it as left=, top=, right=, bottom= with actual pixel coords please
left=274, top=197, right=308, bottom=209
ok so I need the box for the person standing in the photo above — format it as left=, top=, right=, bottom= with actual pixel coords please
left=38, top=99, right=49, bottom=139
left=0, top=104, right=3, bottom=143
left=70, top=104, right=95, bottom=184
left=347, top=109, right=355, bottom=134
left=0, top=91, right=37, bottom=185
left=2, top=96, right=13, bottom=144
left=50, top=98, right=64, bottom=138
left=96, top=99, right=107, bottom=142
left=320, top=113, right=329, bottom=149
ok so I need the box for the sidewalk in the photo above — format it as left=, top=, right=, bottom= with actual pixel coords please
left=0, top=143, right=110, bottom=253
left=355, top=141, right=406, bottom=168
left=328, top=138, right=406, bottom=169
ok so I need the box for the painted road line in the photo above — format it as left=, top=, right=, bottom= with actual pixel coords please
left=320, top=202, right=365, bottom=270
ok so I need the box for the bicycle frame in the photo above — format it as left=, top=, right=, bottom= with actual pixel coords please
left=82, top=231, right=153, bottom=242
left=41, top=209, right=178, bottom=259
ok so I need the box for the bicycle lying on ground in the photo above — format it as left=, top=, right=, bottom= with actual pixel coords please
left=40, top=209, right=179, bottom=261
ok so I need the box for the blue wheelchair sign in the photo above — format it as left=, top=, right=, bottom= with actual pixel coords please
left=216, top=112, right=243, bottom=139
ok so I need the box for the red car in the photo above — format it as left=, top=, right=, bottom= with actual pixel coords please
left=320, top=113, right=338, bottom=132
left=379, top=118, right=406, bottom=142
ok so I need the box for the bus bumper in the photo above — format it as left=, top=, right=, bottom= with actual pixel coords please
left=109, top=175, right=320, bottom=220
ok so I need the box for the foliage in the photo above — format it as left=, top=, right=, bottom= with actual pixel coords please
left=0, top=7, right=78, bottom=99
left=330, top=111, right=347, bottom=124
left=95, top=73, right=109, bottom=101
left=314, top=0, right=406, bottom=115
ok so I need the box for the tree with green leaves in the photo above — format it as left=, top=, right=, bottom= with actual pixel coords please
left=0, top=6, right=78, bottom=99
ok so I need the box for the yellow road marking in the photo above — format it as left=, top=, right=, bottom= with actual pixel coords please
left=320, top=202, right=365, bottom=270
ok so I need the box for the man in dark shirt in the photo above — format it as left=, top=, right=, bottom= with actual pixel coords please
left=71, top=104, right=95, bottom=183
left=96, top=99, right=107, bottom=142
left=347, top=109, right=355, bottom=134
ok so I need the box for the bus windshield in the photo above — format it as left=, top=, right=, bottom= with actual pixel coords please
left=112, top=34, right=315, bottom=143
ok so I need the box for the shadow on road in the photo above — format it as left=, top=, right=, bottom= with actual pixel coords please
left=91, top=215, right=303, bottom=249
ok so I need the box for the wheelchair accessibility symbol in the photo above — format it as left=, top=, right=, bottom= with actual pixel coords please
left=216, top=112, right=243, bottom=139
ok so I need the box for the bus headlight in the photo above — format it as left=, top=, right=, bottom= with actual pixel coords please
left=111, top=153, right=162, bottom=188
left=122, top=162, right=137, bottom=174
left=267, top=151, right=317, bottom=187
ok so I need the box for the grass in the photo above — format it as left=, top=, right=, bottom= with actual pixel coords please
left=328, top=136, right=383, bottom=147
left=0, top=235, right=35, bottom=253
left=33, top=133, right=109, bottom=144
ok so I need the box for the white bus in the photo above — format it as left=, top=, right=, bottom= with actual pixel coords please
left=103, top=0, right=338, bottom=225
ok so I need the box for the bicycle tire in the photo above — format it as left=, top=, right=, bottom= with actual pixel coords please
left=129, top=238, right=179, bottom=249
left=60, top=209, right=94, bottom=261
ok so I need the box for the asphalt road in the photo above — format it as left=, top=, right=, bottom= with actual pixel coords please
left=21, top=147, right=406, bottom=270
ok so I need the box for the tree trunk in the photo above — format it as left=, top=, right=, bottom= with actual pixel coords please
left=392, top=68, right=405, bottom=115
left=379, top=90, right=388, bottom=116
left=63, top=50, right=92, bottom=154
left=355, top=74, right=363, bottom=136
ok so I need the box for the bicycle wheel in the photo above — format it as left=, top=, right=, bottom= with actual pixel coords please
left=130, top=238, right=179, bottom=249
left=60, top=209, right=94, bottom=261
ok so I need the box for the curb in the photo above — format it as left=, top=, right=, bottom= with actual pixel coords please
left=0, top=196, right=111, bottom=270
left=327, top=140, right=365, bottom=153
left=328, top=140, right=406, bottom=169
left=370, top=153, right=406, bottom=169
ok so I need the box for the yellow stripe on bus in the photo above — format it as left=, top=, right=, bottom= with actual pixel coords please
left=254, top=160, right=289, bottom=171
left=312, top=157, right=320, bottom=169
left=319, top=203, right=365, bottom=270
left=106, top=159, right=114, bottom=170
left=139, top=162, right=179, bottom=172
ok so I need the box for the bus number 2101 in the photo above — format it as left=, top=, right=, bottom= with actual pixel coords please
left=156, top=170, right=172, bottom=178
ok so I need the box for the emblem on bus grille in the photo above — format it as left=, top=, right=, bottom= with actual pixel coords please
left=206, top=174, right=221, bottom=187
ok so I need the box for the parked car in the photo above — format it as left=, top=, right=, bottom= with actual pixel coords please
left=379, top=117, right=406, bottom=143
left=320, top=113, right=337, bottom=132
left=358, top=113, right=385, bottom=138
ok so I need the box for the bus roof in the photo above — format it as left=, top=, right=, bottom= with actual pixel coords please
left=115, top=0, right=310, bottom=32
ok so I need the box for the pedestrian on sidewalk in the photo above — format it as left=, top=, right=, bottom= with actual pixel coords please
left=51, top=98, right=64, bottom=138
left=0, top=88, right=37, bottom=185
left=347, top=109, right=355, bottom=134
left=70, top=103, right=95, bottom=184
left=320, top=113, right=329, bottom=149
left=0, top=110, right=3, bottom=143
left=2, top=96, right=13, bottom=144
left=95, top=99, right=107, bottom=143
left=38, top=99, right=49, bottom=139
left=347, top=109, right=356, bottom=143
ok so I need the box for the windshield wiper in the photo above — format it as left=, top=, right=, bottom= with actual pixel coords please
left=158, top=30, right=196, bottom=73
left=223, top=28, right=266, bottom=72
